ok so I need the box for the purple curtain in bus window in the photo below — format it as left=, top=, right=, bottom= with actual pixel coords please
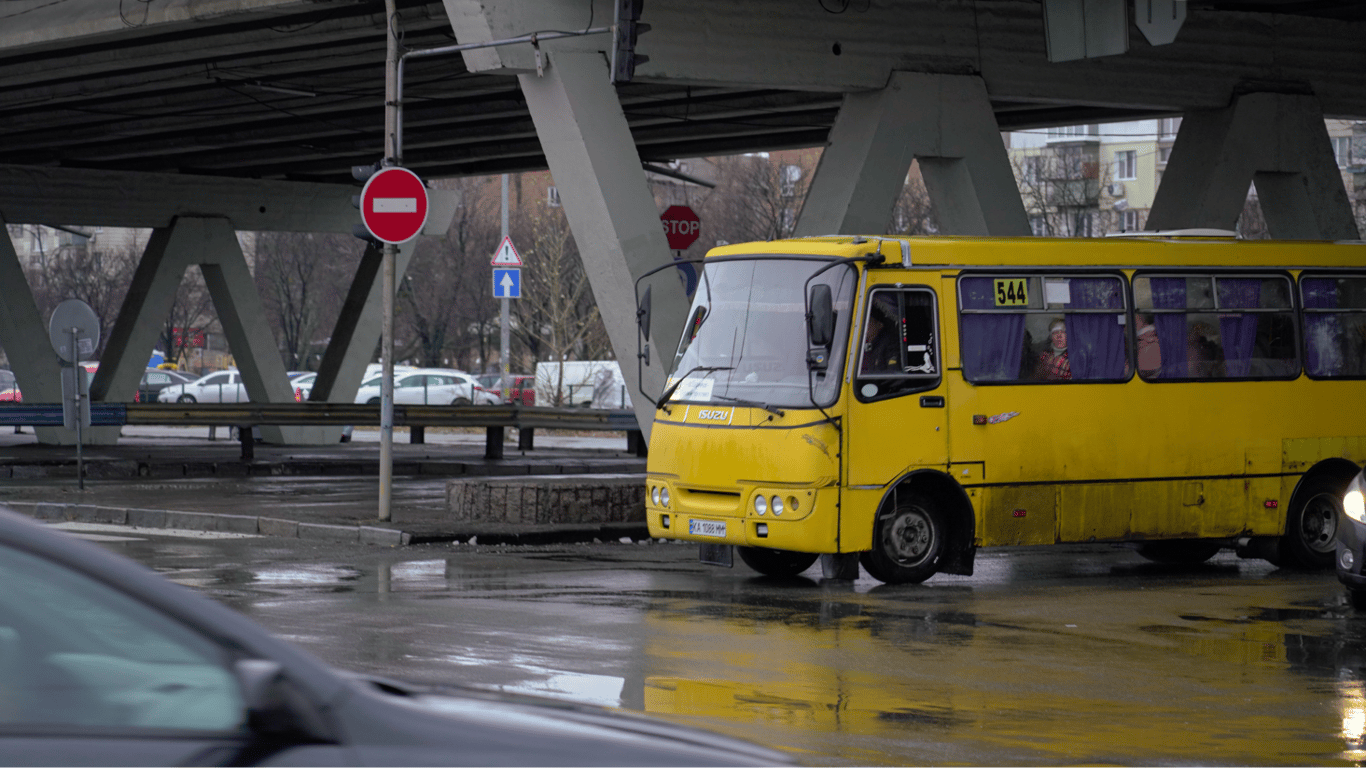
left=1150, top=278, right=1188, bottom=378
left=1217, top=278, right=1262, bottom=377
left=959, top=277, right=1026, bottom=380
left=1301, top=278, right=1341, bottom=376
left=1063, top=278, right=1126, bottom=379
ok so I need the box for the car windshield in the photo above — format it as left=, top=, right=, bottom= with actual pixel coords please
left=666, top=256, right=856, bottom=408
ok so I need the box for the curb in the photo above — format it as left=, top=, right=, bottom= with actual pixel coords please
left=5, top=500, right=413, bottom=546
left=0, top=501, right=653, bottom=548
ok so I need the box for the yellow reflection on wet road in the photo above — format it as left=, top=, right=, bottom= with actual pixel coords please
left=638, top=573, right=1361, bottom=766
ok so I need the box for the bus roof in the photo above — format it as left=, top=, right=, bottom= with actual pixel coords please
left=704, top=234, right=1366, bottom=270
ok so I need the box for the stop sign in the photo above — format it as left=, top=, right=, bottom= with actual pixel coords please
left=360, top=167, right=429, bottom=244
left=660, top=205, right=701, bottom=250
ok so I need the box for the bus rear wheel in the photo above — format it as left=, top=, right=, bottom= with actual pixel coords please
left=1136, top=540, right=1221, bottom=564
left=736, top=547, right=818, bottom=578
left=860, top=492, right=946, bottom=584
left=1281, top=477, right=1344, bottom=570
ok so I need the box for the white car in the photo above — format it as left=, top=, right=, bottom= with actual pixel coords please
left=353, top=368, right=499, bottom=406
left=158, top=370, right=247, bottom=403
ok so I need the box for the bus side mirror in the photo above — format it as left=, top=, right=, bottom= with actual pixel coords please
left=808, top=285, right=834, bottom=347
left=637, top=286, right=652, bottom=366
left=637, top=285, right=652, bottom=339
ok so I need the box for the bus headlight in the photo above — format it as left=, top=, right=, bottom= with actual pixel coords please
left=651, top=486, right=660, bottom=506
left=771, top=496, right=783, bottom=516
left=754, top=495, right=767, bottom=515
left=661, top=487, right=670, bottom=508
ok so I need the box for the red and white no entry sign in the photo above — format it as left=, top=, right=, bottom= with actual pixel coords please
left=660, top=205, right=701, bottom=251
left=360, top=166, right=429, bottom=244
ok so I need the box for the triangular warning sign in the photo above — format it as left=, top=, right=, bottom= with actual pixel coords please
left=490, top=236, right=523, bottom=266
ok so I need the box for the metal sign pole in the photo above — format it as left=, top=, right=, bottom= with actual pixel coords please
left=378, top=0, right=399, bottom=522
left=499, top=174, right=511, bottom=403
left=70, top=327, right=84, bottom=491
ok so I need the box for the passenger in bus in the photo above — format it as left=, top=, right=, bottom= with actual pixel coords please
left=1187, top=322, right=1225, bottom=378
left=860, top=296, right=901, bottom=374
left=1135, top=312, right=1162, bottom=377
left=1035, top=318, right=1072, bottom=380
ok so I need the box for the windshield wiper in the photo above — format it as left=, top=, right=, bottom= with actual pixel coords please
left=657, top=366, right=734, bottom=409
left=712, top=395, right=785, bottom=417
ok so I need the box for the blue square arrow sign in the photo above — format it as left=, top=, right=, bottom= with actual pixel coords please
left=493, top=268, right=521, bottom=299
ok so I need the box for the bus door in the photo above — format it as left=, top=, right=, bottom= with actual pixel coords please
left=844, top=285, right=949, bottom=491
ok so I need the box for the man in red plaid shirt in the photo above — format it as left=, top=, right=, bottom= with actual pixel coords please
left=1037, top=319, right=1072, bottom=380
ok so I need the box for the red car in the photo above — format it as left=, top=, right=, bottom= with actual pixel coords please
left=476, top=373, right=535, bottom=405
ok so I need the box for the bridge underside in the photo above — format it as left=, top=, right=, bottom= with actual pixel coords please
left=0, top=0, right=1362, bottom=444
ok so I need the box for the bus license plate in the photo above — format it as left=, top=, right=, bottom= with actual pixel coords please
left=689, top=519, right=726, bottom=538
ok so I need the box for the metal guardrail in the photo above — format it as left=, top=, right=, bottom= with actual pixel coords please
left=0, top=403, right=645, bottom=460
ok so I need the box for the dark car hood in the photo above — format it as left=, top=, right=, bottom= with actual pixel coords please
left=340, top=673, right=793, bottom=767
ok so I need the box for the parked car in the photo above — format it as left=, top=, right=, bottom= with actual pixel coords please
left=353, top=369, right=498, bottom=406
left=158, top=369, right=247, bottom=403
left=476, top=373, right=536, bottom=405
left=1337, top=466, right=1366, bottom=608
left=0, top=508, right=784, bottom=766
left=0, top=362, right=98, bottom=403
left=135, top=368, right=194, bottom=403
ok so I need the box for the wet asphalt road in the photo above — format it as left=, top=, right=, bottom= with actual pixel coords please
left=68, top=526, right=1366, bottom=766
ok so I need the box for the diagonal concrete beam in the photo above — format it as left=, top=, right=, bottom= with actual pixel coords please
left=517, top=51, right=689, bottom=442
left=0, top=212, right=67, bottom=444
left=1146, top=92, right=1359, bottom=240
left=795, top=72, right=1030, bottom=237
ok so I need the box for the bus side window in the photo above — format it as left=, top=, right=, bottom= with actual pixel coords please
left=1134, top=273, right=1298, bottom=380
left=1302, top=274, right=1366, bottom=378
left=855, top=288, right=940, bottom=401
left=959, top=274, right=1127, bottom=383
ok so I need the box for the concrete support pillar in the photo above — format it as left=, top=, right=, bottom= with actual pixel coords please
left=310, top=238, right=418, bottom=405
left=518, top=51, right=688, bottom=442
left=94, top=216, right=303, bottom=445
left=795, top=72, right=1030, bottom=237
left=1147, top=92, right=1359, bottom=239
left=0, top=213, right=67, bottom=444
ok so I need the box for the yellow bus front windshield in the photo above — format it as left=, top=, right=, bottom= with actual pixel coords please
left=667, top=257, right=857, bottom=410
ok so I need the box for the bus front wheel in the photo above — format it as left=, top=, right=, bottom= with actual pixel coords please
left=1281, top=477, right=1344, bottom=570
left=860, top=493, right=946, bottom=584
left=737, top=547, right=818, bottom=578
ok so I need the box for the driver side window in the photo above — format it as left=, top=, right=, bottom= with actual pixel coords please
left=0, top=543, right=244, bottom=732
left=855, top=288, right=940, bottom=402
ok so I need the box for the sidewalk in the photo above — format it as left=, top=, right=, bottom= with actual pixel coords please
left=0, top=426, right=649, bottom=546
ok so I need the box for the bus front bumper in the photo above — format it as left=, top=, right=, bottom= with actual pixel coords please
left=645, top=482, right=839, bottom=553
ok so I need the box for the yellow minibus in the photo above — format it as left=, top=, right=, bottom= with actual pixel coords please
left=638, top=234, right=1366, bottom=583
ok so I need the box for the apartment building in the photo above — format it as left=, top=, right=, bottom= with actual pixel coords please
left=1007, top=118, right=1363, bottom=237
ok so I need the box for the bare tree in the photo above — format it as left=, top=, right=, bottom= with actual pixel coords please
left=511, top=203, right=610, bottom=404
left=396, top=177, right=501, bottom=370
left=1012, top=147, right=1108, bottom=236
left=159, top=266, right=216, bottom=370
left=27, top=241, right=136, bottom=359
left=889, top=168, right=938, bottom=235
left=254, top=231, right=359, bottom=370
left=701, top=153, right=815, bottom=245
left=1237, top=194, right=1270, bottom=240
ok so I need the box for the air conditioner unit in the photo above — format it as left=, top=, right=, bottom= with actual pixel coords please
left=1108, top=182, right=1125, bottom=196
